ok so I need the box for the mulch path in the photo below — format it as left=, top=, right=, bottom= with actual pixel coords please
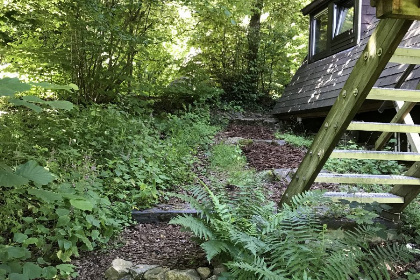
left=220, top=123, right=275, bottom=140
left=242, top=142, right=306, bottom=171
left=74, top=224, right=208, bottom=280
left=73, top=122, right=320, bottom=279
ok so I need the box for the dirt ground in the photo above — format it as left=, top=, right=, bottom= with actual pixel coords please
left=73, top=123, right=331, bottom=279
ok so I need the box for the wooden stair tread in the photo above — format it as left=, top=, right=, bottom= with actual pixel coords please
left=347, top=121, right=420, bottom=133
left=315, top=173, right=420, bottom=185
left=323, top=192, right=404, bottom=203
left=390, top=47, right=420, bottom=64
left=368, top=87, right=420, bottom=102
left=331, top=150, right=420, bottom=161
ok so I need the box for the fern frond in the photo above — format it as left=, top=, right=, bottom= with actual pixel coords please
left=227, top=257, right=287, bottom=280
left=169, top=215, right=214, bottom=239
left=200, top=240, right=232, bottom=262
left=290, top=190, right=331, bottom=209
left=229, top=230, right=267, bottom=256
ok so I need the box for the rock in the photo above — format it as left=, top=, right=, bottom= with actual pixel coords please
left=207, top=276, right=217, bottom=280
left=224, top=137, right=244, bottom=145
left=105, top=258, right=134, bottom=280
left=143, top=267, right=170, bottom=280
left=166, top=269, right=201, bottom=280
left=196, top=267, right=211, bottom=279
left=213, top=265, right=227, bottom=276
left=130, top=264, right=159, bottom=280
left=120, top=276, right=134, bottom=280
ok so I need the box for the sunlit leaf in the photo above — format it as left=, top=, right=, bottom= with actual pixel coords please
left=70, top=199, right=93, bottom=211
left=16, top=160, right=54, bottom=186
left=46, top=100, right=74, bottom=111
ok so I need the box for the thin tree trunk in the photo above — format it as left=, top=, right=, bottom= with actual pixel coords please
left=247, top=0, right=264, bottom=96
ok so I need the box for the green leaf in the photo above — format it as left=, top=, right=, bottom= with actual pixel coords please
left=28, top=189, right=62, bottom=203
left=86, top=215, right=100, bottom=228
left=9, top=99, right=43, bottom=112
left=23, top=262, right=42, bottom=279
left=13, top=233, right=28, bottom=243
left=22, top=95, right=44, bottom=103
left=42, top=266, right=57, bottom=279
left=6, top=246, right=29, bottom=259
left=57, top=216, right=71, bottom=227
left=0, top=169, right=28, bottom=187
left=63, top=240, right=72, bottom=250
left=46, top=100, right=74, bottom=111
left=16, top=161, right=54, bottom=186
left=56, top=208, right=70, bottom=216
left=9, top=273, right=29, bottom=280
left=70, top=199, right=93, bottom=211
left=0, top=77, right=31, bottom=97
left=23, top=238, right=38, bottom=246
left=56, top=263, right=74, bottom=273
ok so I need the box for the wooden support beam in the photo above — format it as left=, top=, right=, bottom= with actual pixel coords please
left=368, top=88, right=420, bottom=102
left=374, top=0, right=420, bottom=20
left=390, top=48, right=420, bottom=64
left=279, top=18, right=413, bottom=206
left=315, top=173, right=420, bottom=185
left=375, top=81, right=420, bottom=151
left=331, top=150, right=420, bottom=161
left=324, top=192, right=404, bottom=204
left=388, top=162, right=420, bottom=213
left=375, top=101, right=417, bottom=150
left=347, top=121, right=420, bottom=133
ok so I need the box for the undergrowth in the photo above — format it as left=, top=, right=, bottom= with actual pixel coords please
left=171, top=185, right=414, bottom=279
left=0, top=104, right=219, bottom=279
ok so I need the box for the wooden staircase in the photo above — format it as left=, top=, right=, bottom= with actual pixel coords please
left=280, top=15, right=420, bottom=221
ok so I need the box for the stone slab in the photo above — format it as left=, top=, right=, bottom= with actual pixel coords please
left=132, top=204, right=198, bottom=223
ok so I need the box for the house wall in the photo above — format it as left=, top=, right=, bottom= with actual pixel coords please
left=272, top=0, right=420, bottom=119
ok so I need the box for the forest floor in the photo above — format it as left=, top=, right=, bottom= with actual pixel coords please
left=74, top=122, right=336, bottom=279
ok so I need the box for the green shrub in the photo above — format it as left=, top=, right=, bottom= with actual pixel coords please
left=0, top=101, right=220, bottom=279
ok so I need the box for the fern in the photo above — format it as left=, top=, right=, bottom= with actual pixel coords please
left=227, top=257, right=287, bottom=280
left=169, top=215, right=214, bottom=239
left=200, top=240, right=233, bottom=262
left=171, top=185, right=414, bottom=279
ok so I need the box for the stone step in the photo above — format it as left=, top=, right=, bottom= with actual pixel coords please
left=224, top=137, right=286, bottom=146
left=132, top=204, right=198, bottom=223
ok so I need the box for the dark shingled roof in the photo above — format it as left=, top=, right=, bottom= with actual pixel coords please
left=272, top=0, right=420, bottom=119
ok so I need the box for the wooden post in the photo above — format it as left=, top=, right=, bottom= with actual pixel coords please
left=279, top=18, right=413, bottom=206
left=388, top=162, right=420, bottom=213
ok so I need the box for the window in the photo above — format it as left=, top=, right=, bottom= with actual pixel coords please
left=313, top=8, right=328, bottom=56
left=306, top=0, right=360, bottom=62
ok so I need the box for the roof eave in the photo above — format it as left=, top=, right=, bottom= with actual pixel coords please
left=301, top=0, right=330, bottom=15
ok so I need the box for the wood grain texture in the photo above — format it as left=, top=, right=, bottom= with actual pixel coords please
left=279, top=18, right=414, bottom=206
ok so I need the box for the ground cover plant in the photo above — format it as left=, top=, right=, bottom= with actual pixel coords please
left=0, top=86, right=219, bottom=279
left=172, top=140, right=420, bottom=279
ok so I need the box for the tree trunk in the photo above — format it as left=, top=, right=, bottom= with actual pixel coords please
left=247, top=0, right=264, bottom=97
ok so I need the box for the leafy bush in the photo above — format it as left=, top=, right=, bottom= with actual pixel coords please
left=0, top=101, right=220, bottom=279
left=171, top=186, right=413, bottom=279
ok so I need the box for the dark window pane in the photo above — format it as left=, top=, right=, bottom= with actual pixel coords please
left=313, top=8, right=328, bottom=55
left=334, top=3, right=354, bottom=36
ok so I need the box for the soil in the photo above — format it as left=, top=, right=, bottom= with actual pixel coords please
left=74, top=224, right=208, bottom=280
left=72, top=122, right=335, bottom=279
left=241, top=142, right=305, bottom=171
